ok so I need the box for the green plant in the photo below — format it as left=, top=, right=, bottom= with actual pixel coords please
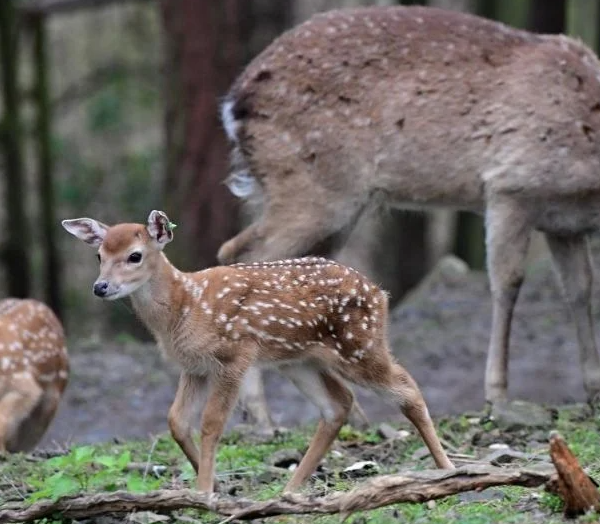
left=26, top=445, right=161, bottom=502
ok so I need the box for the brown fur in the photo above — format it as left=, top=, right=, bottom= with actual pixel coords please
left=218, top=5, right=600, bottom=410
left=0, top=299, right=68, bottom=452
left=63, top=211, right=453, bottom=493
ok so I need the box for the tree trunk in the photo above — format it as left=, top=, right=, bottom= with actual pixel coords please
left=31, top=13, right=62, bottom=318
left=0, top=0, right=31, bottom=298
left=527, top=0, right=565, bottom=34
left=160, top=0, right=244, bottom=270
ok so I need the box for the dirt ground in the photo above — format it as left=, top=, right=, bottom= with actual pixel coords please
left=41, top=253, right=595, bottom=447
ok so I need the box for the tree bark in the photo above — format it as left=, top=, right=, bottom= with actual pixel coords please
left=0, top=0, right=32, bottom=298
left=527, top=0, right=565, bottom=34
left=31, top=13, right=62, bottom=318
left=160, top=0, right=244, bottom=270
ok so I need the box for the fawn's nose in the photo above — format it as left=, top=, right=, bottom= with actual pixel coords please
left=93, top=281, right=109, bottom=297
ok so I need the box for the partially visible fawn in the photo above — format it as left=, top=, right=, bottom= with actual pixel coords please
left=218, top=5, right=600, bottom=414
left=62, top=210, right=453, bottom=492
left=0, top=299, right=68, bottom=453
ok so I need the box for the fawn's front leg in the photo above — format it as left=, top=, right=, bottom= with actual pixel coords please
left=196, top=364, right=249, bottom=492
left=168, top=372, right=210, bottom=472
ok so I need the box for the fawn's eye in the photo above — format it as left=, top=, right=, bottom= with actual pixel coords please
left=128, top=252, right=142, bottom=264
left=96, top=253, right=101, bottom=263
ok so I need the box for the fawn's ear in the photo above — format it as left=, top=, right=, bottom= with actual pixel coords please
left=62, top=218, right=109, bottom=247
left=146, top=210, right=175, bottom=246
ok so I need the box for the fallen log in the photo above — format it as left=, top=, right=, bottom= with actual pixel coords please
left=0, top=464, right=554, bottom=523
left=549, top=432, right=600, bottom=518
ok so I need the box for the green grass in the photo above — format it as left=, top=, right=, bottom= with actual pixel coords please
left=1, top=405, right=599, bottom=523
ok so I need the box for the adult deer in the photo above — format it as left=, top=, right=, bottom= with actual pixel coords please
left=218, top=5, right=600, bottom=418
left=62, top=210, right=453, bottom=492
left=0, top=299, right=68, bottom=453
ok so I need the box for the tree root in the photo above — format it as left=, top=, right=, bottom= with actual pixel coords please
left=0, top=464, right=555, bottom=523
left=549, top=431, right=600, bottom=517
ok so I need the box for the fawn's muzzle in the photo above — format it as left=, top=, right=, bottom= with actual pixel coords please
left=93, top=281, right=109, bottom=297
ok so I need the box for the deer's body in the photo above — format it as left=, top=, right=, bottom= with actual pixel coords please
left=218, top=6, right=600, bottom=414
left=62, top=211, right=453, bottom=492
left=140, top=257, right=388, bottom=372
left=220, top=6, right=600, bottom=220
left=0, top=299, right=68, bottom=452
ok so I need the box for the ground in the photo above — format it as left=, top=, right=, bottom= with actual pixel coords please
left=2, top=405, right=599, bottom=523
left=2, top=253, right=600, bottom=522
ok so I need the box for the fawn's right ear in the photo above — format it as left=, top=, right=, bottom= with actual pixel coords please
left=61, top=218, right=109, bottom=247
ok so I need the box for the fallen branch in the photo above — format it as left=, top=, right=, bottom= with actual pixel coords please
left=549, top=432, right=600, bottom=517
left=0, top=464, right=555, bottom=523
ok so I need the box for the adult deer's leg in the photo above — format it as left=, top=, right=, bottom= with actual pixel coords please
left=279, top=364, right=354, bottom=492
left=239, top=367, right=368, bottom=431
left=484, top=198, right=532, bottom=404
left=238, top=367, right=273, bottom=428
left=217, top=168, right=368, bottom=265
left=546, top=233, right=600, bottom=404
left=168, top=372, right=209, bottom=473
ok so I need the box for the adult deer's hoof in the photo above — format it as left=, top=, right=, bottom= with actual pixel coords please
left=489, top=400, right=555, bottom=431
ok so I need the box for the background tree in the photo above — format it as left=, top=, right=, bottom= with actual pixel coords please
left=160, top=0, right=293, bottom=271
left=160, top=0, right=242, bottom=271
left=0, top=0, right=31, bottom=299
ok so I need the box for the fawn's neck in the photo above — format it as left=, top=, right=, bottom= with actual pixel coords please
left=129, top=253, right=197, bottom=338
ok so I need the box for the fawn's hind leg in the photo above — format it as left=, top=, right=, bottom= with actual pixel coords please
left=0, top=375, right=43, bottom=453
left=385, top=362, right=454, bottom=469
left=279, top=363, right=354, bottom=491
left=11, top=385, right=62, bottom=452
left=343, top=351, right=453, bottom=470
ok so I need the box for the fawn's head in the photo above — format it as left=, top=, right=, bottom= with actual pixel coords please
left=62, top=210, right=175, bottom=300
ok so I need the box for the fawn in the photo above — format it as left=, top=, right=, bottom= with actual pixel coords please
left=62, top=210, right=453, bottom=492
left=218, top=5, right=600, bottom=416
left=0, top=299, right=68, bottom=453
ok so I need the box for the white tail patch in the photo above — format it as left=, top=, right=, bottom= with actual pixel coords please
left=225, top=171, right=257, bottom=198
left=221, top=99, right=240, bottom=143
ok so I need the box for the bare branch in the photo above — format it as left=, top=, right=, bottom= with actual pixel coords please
left=0, top=465, right=555, bottom=523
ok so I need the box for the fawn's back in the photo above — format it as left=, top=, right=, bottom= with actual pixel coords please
left=224, top=6, right=600, bottom=213
left=0, top=299, right=68, bottom=452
